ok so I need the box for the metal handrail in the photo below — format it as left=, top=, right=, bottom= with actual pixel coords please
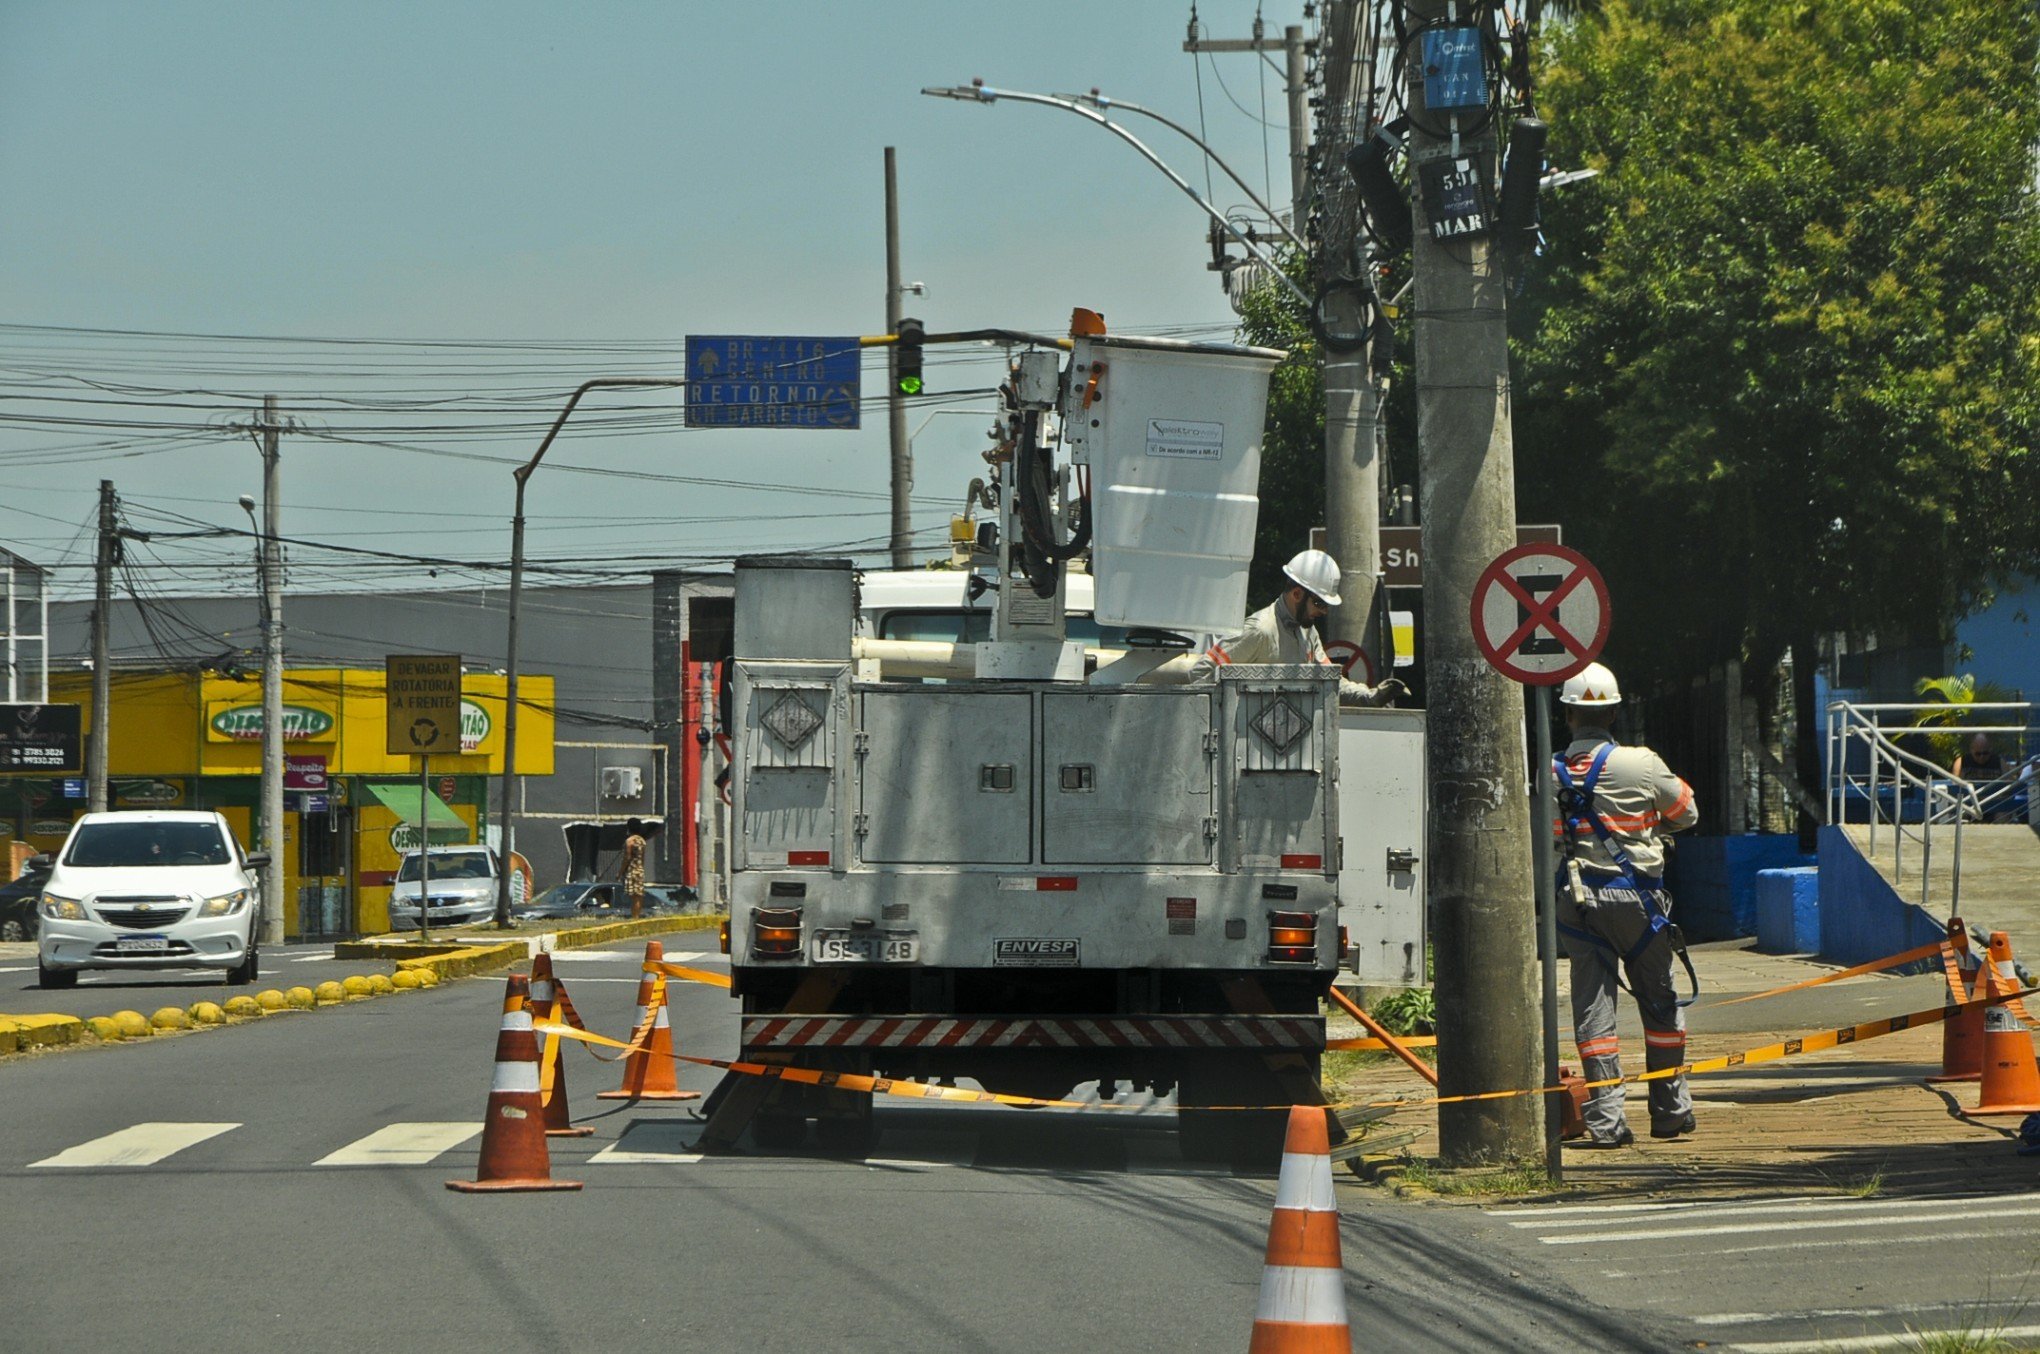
left=1825, top=700, right=2035, bottom=918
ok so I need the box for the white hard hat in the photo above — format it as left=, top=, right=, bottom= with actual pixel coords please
left=1560, top=662, right=1622, bottom=707
left=1283, top=549, right=1343, bottom=607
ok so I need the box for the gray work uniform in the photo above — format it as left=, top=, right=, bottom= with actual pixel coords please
left=1553, top=726, right=1700, bottom=1140
left=1187, top=594, right=1390, bottom=705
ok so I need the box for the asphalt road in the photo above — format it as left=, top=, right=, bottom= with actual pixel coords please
left=4, top=941, right=2031, bottom=1353
left=0, top=939, right=395, bottom=1016
left=0, top=942, right=1667, bottom=1354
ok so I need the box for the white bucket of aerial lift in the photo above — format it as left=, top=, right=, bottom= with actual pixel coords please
left=1064, top=335, right=1285, bottom=637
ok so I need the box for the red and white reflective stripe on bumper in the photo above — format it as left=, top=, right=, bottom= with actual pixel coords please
left=740, top=1015, right=1325, bottom=1051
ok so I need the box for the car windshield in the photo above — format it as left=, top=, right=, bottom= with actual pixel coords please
left=65, top=821, right=231, bottom=868
left=396, top=852, right=493, bottom=882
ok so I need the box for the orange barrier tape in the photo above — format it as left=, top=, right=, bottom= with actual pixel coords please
left=1707, top=938, right=1952, bottom=1010
left=650, top=961, right=733, bottom=990
left=533, top=984, right=2032, bottom=1117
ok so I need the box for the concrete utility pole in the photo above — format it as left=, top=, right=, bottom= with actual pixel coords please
left=256, top=397, right=286, bottom=946
left=885, top=147, right=913, bottom=571
left=1314, top=0, right=1385, bottom=662
left=1192, top=9, right=1384, bottom=665
left=88, top=480, right=114, bottom=813
left=1406, top=0, right=1544, bottom=1165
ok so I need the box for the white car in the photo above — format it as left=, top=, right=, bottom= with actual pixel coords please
left=387, top=846, right=500, bottom=932
left=34, top=810, right=267, bottom=989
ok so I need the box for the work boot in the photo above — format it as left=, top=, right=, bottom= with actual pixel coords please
left=1565, top=1126, right=1634, bottom=1150
left=1650, top=1113, right=1696, bottom=1140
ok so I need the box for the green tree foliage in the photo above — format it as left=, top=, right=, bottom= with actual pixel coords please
left=1514, top=0, right=2040, bottom=692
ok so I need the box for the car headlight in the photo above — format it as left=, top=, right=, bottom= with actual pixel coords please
left=40, top=893, right=84, bottom=921
left=199, top=889, right=250, bottom=917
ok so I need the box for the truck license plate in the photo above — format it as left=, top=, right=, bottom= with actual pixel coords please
left=812, top=931, right=918, bottom=964
left=115, top=936, right=170, bottom=953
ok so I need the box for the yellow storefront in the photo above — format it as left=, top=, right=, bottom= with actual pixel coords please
left=20, top=668, right=554, bottom=937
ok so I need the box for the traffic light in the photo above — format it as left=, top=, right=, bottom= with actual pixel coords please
left=895, top=318, right=925, bottom=397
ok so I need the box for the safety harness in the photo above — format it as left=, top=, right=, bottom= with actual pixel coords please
left=1553, top=741, right=1699, bottom=1007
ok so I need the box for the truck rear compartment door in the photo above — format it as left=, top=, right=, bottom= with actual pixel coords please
left=856, top=690, right=1034, bottom=864
left=1040, top=689, right=1213, bottom=865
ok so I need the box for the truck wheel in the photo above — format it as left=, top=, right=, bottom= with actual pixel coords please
left=814, top=1113, right=876, bottom=1157
left=752, top=1113, right=809, bottom=1151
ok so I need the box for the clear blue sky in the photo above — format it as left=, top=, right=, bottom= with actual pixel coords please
left=0, top=0, right=1306, bottom=601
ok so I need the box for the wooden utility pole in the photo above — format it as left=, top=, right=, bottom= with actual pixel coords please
left=87, top=480, right=114, bottom=812
left=1406, top=1, right=1544, bottom=1165
left=885, top=147, right=912, bottom=570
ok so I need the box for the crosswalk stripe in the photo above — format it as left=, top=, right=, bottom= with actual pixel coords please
left=29, top=1122, right=239, bottom=1168
left=1538, top=1197, right=2040, bottom=1245
left=313, top=1122, right=481, bottom=1166
left=1729, top=1325, right=2040, bottom=1353
left=1510, top=1192, right=2011, bottom=1231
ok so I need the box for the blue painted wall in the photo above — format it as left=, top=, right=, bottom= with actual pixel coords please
left=1954, top=575, right=2038, bottom=702
left=1755, top=867, right=1820, bottom=953
left=1666, top=834, right=1814, bottom=941
left=1816, top=824, right=1944, bottom=966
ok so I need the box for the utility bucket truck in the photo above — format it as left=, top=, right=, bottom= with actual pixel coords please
left=702, top=314, right=1425, bottom=1163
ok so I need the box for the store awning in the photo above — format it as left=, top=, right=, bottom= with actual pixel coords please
left=364, top=783, right=465, bottom=828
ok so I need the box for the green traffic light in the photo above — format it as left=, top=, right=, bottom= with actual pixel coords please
left=898, top=376, right=923, bottom=395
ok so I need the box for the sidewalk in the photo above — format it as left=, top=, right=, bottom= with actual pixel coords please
left=1338, top=937, right=2035, bottom=1201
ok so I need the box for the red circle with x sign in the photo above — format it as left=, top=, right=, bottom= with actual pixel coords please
left=1470, top=542, right=1611, bottom=685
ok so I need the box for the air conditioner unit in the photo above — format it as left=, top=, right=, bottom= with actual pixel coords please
left=600, top=766, right=643, bottom=799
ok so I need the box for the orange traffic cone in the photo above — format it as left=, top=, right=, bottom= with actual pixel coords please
left=1969, top=931, right=2040, bottom=1117
left=447, top=973, right=583, bottom=1193
left=596, top=940, right=700, bottom=1102
left=1927, top=918, right=1985, bottom=1084
left=530, top=953, right=593, bottom=1138
left=1247, top=1106, right=1349, bottom=1354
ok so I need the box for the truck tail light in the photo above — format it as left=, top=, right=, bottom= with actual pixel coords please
left=1267, top=909, right=1318, bottom=964
left=751, top=905, right=803, bottom=959
left=1338, top=926, right=1350, bottom=962
left=719, top=918, right=731, bottom=955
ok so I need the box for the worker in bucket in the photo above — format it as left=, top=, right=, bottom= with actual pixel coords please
left=1188, top=548, right=1406, bottom=706
left=1551, top=662, right=1701, bottom=1147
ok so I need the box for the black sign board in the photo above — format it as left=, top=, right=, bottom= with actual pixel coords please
left=1418, top=155, right=1493, bottom=242
left=0, top=703, right=82, bottom=773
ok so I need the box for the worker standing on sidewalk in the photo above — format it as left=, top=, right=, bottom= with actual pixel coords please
left=1552, top=663, right=1701, bottom=1147
left=1188, top=548, right=1406, bottom=706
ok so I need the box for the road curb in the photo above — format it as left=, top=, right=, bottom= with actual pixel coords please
left=0, top=1013, right=85, bottom=1054
left=359, top=913, right=726, bottom=982
left=0, top=913, right=726, bottom=1061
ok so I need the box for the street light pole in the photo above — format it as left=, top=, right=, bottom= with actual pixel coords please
left=494, top=378, right=688, bottom=928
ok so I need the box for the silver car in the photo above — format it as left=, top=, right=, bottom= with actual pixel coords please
left=35, top=810, right=267, bottom=989
left=387, top=846, right=499, bottom=932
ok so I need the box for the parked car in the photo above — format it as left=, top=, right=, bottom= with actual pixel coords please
left=0, top=866, right=50, bottom=942
left=34, top=810, right=267, bottom=988
left=387, top=846, right=500, bottom=932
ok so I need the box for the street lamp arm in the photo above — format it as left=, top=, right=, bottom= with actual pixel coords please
left=519, top=378, right=689, bottom=486
left=922, top=83, right=1312, bottom=309
left=1063, top=90, right=1309, bottom=256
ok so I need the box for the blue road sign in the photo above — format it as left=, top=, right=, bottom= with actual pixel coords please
left=61, top=777, right=85, bottom=799
left=685, top=335, right=862, bottom=430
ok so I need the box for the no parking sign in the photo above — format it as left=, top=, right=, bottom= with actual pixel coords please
left=1469, top=543, right=1610, bottom=686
